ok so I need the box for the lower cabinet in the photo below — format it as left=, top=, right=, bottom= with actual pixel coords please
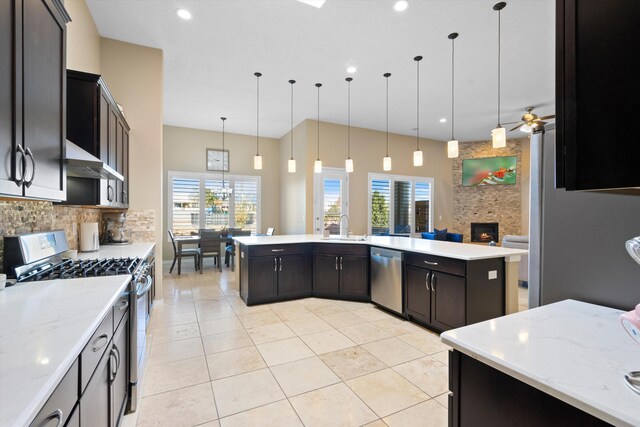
left=312, top=244, right=369, bottom=301
left=80, top=345, right=111, bottom=427
left=29, top=359, right=79, bottom=427
left=111, top=316, right=129, bottom=426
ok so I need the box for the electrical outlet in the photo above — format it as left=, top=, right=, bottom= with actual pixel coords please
left=72, top=223, right=77, bottom=237
left=488, top=270, right=498, bottom=280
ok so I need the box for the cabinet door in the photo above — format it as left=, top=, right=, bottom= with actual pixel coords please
left=80, top=347, right=111, bottom=427
left=248, top=257, right=278, bottom=302
left=115, top=120, right=124, bottom=207
left=339, top=255, right=369, bottom=299
left=313, top=254, right=340, bottom=296
left=0, top=0, right=23, bottom=197
left=99, top=90, right=111, bottom=206
left=277, top=254, right=304, bottom=298
left=22, top=0, right=66, bottom=200
left=405, top=264, right=431, bottom=324
left=121, top=129, right=129, bottom=207
left=430, top=271, right=466, bottom=331
left=111, top=316, right=129, bottom=426
left=107, top=107, right=118, bottom=206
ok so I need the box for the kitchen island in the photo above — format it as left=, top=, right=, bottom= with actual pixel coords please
left=441, top=300, right=640, bottom=426
left=235, top=235, right=527, bottom=329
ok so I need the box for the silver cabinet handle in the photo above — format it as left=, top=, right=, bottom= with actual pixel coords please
left=431, top=273, right=436, bottom=293
left=271, top=249, right=284, bottom=252
left=15, top=144, right=26, bottom=187
left=24, top=147, right=35, bottom=188
left=117, top=299, right=129, bottom=311
left=279, top=256, right=282, bottom=272
left=340, top=256, right=343, bottom=270
left=625, top=372, right=640, bottom=395
left=38, top=408, right=63, bottom=427
left=122, top=190, right=127, bottom=204
left=425, top=272, right=431, bottom=291
left=274, top=257, right=277, bottom=271
left=424, top=260, right=439, bottom=266
left=107, top=184, right=114, bottom=202
left=109, top=348, right=118, bottom=382
left=335, top=256, right=338, bottom=270
left=92, top=333, right=109, bottom=352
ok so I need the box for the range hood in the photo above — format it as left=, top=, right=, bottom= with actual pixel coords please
left=65, top=140, right=123, bottom=181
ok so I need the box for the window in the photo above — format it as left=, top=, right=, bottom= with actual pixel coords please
left=368, top=173, right=434, bottom=236
left=314, top=168, right=349, bottom=235
left=168, top=171, right=260, bottom=237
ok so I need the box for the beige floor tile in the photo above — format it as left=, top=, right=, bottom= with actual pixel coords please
left=206, top=346, right=266, bottom=380
left=289, top=383, right=378, bottom=427
left=153, top=323, right=200, bottom=344
left=202, top=329, right=254, bottom=354
left=370, top=318, right=424, bottom=336
left=392, top=356, right=449, bottom=397
left=229, top=300, right=271, bottom=316
left=196, top=421, right=220, bottom=427
left=270, top=305, right=313, bottom=322
left=333, top=299, right=374, bottom=311
left=346, top=369, right=429, bottom=418
left=211, top=368, right=285, bottom=418
left=142, top=356, right=210, bottom=397
left=361, top=337, right=425, bottom=366
left=246, top=322, right=295, bottom=345
left=148, top=337, right=204, bottom=366
left=398, top=331, right=450, bottom=355
left=154, top=301, right=196, bottom=315
left=434, top=393, right=449, bottom=408
left=154, top=311, right=199, bottom=328
left=256, top=337, right=314, bottom=366
left=196, top=305, right=237, bottom=322
left=362, top=421, right=388, bottom=427
left=299, top=329, right=357, bottom=355
left=308, top=302, right=348, bottom=316
left=351, top=307, right=392, bottom=322
left=320, top=311, right=368, bottom=329
left=431, top=350, right=449, bottom=365
left=218, top=399, right=302, bottom=427
left=382, top=399, right=447, bottom=427
left=319, top=346, right=387, bottom=381
left=270, top=356, right=340, bottom=396
left=194, top=299, right=231, bottom=312
left=238, top=311, right=282, bottom=329
left=199, top=316, right=244, bottom=337
left=137, top=383, right=217, bottom=427
left=192, top=287, right=225, bottom=300
left=339, top=322, right=392, bottom=345
left=285, top=316, right=334, bottom=336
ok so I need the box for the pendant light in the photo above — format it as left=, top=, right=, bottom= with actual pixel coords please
left=447, top=32, right=459, bottom=158
left=219, top=117, right=232, bottom=200
left=345, top=77, right=354, bottom=173
left=288, top=79, right=297, bottom=173
left=254, top=72, right=263, bottom=169
left=413, top=55, right=424, bottom=166
left=314, top=83, right=323, bottom=174
left=383, top=73, right=392, bottom=171
left=491, top=2, right=507, bottom=148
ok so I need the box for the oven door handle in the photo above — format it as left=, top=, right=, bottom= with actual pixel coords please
left=136, top=274, right=153, bottom=298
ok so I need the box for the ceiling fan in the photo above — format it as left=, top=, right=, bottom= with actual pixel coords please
left=504, top=106, right=555, bottom=133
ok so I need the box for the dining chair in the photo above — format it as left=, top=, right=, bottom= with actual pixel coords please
left=199, top=230, right=225, bottom=273
left=225, top=229, right=252, bottom=269
left=168, top=230, right=200, bottom=274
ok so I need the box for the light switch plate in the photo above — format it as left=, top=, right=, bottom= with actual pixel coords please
left=488, top=270, right=498, bottom=280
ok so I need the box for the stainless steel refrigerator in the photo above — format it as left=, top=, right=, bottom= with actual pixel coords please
left=528, top=125, right=640, bottom=311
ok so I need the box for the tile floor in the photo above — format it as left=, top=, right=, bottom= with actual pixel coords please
left=123, top=260, right=451, bottom=427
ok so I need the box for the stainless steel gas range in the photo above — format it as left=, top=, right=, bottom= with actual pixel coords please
left=3, top=230, right=153, bottom=414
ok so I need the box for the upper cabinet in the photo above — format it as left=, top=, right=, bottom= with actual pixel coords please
left=556, top=0, right=640, bottom=191
left=64, top=70, right=130, bottom=208
left=0, top=0, right=70, bottom=200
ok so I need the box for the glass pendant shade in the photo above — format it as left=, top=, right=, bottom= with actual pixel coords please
left=383, top=156, right=392, bottom=171
left=314, top=159, right=322, bottom=174
left=345, top=158, right=354, bottom=173
left=492, top=126, right=506, bottom=148
left=253, top=155, right=263, bottom=170
left=288, top=158, right=296, bottom=173
left=447, top=140, right=459, bottom=158
left=413, top=150, right=423, bottom=166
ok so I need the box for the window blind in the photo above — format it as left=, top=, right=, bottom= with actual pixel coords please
left=171, top=177, right=200, bottom=236
left=234, top=179, right=258, bottom=233
left=371, top=179, right=391, bottom=235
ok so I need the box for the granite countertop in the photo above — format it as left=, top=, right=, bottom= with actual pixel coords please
left=234, top=234, right=526, bottom=261
left=441, top=299, right=640, bottom=426
left=76, top=242, right=156, bottom=260
left=0, top=276, right=131, bottom=427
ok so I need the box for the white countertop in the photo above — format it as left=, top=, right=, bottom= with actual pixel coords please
left=76, top=242, right=155, bottom=260
left=441, top=300, right=640, bottom=426
left=234, top=234, right=526, bottom=261
left=0, top=276, right=131, bottom=427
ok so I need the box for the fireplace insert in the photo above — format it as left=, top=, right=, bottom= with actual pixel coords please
left=471, top=222, right=499, bottom=243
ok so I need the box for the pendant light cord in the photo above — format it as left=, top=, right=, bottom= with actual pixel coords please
left=414, top=56, right=422, bottom=151
left=347, top=78, right=351, bottom=159
left=316, top=83, right=322, bottom=161
left=497, top=8, right=501, bottom=127
left=384, top=73, right=390, bottom=157
left=289, top=80, right=295, bottom=159
left=255, top=72, right=261, bottom=155
left=451, top=37, right=455, bottom=140
left=221, top=117, right=226, bottom=190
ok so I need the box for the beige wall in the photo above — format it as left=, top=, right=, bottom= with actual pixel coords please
left=162, top=125, right=281, bottom=260
left=100, top=38, right=164, bottom=295
left=300, top=120, right=454, bottom=235
left=521, top=137, right=531, bottom=235
left=65, top=0, right=100, bottom=74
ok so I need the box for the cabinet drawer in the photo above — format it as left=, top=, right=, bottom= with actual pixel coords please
left=30, top=359, right=79, bottom=427
left=80, top=309, right=113, bottom=392
left=113, top=291, right=129, bottom=332
left=404, top=252, right=466, bottom=277
left=313, top=243, right=368, bottom=256
left=250, top=244, right=308, bottom=257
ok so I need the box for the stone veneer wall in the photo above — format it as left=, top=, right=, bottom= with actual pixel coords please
left=125, top=209, right=155, bottom=243
left=452, top=139, right=523, bottom=243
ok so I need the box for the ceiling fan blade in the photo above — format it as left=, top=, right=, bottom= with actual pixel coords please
left=538, top=114, right=555, bottom=120
left=502, top=120, right=522, bottom=125
left=509, top=124, right=523, bottom=132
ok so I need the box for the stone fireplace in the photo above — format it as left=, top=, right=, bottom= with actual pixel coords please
left=471, top=222, right=499, bottom=243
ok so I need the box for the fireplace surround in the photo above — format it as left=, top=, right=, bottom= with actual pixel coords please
left=471, top=222, right=499, bottom=243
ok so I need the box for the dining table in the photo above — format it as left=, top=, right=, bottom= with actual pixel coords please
left=173, top=234, right=233, bottom=274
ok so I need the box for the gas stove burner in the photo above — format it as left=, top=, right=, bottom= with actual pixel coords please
left=19, top=257, right=142, bottom=283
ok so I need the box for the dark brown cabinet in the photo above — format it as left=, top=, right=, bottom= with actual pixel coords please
left=240, top=244, right=312, bottom=305
left=404, top=252, right=504, bottom=333
left=1, top=0, right=69, bottom=201
left=64, top=70, right=130, bottom=207
left=312, top=244, right=369, bottom=301
left=556, top=0, right=640, bottom=191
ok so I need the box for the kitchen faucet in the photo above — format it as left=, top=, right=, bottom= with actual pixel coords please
left=339, top=214, right=350, bottom=237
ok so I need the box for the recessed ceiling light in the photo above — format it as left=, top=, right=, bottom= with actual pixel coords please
left=297, top=0, right=326, bottom=8
left=176, top=9, right=192, bottom=20
left=346, top=66, right=357, bottom=74
left=439, top=118, right=447, bottom=123
left=394, top=1, right=408, bottom=12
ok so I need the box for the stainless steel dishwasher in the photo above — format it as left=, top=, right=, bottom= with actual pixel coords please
left=370, top=247, right=403, bottom=316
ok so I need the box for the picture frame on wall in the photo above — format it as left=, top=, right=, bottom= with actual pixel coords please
left=206, top=148, right=229, bottom=172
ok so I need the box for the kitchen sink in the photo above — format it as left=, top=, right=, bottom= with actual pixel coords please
left=320, top=235, right=367, bottom=241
